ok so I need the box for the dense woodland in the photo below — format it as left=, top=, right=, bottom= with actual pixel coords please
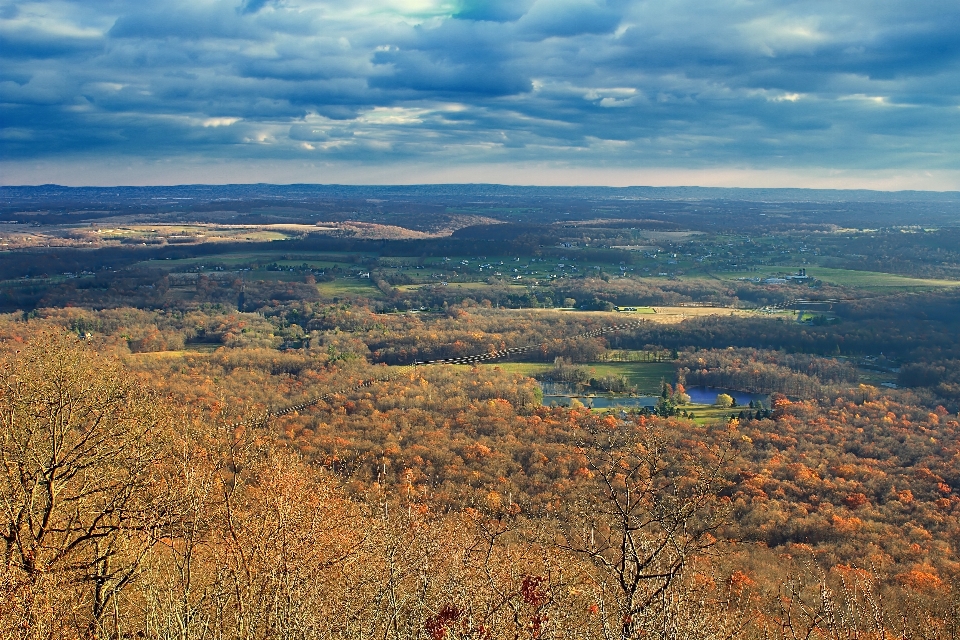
left=3, top=188, right=960, bottom=638
left=3, top=329, right=959, bottom=640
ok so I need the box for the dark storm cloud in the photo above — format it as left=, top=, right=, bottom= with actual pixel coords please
left=1, top=0, right=959, bottom=177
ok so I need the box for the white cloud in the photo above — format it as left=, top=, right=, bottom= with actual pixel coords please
left=738, top=15, right=827, bottom=56
left=357, top=106, right=428, bottom=124
left=202, top=117, right=241, bottom=127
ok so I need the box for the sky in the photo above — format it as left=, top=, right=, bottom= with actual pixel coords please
left=2, top=0, right=960, bottom=188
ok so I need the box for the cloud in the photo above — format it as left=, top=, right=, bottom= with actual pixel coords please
left=108, top=4, right=253, bottom=40
left=517, top=0, right=620, bottom=39
left=454, top=0, right=533, bottom=23
left=370, top=47, right=532, bottom=96
left=239, top=0, right=273, bottom=15
left=1, top=0, right=960, bottom=186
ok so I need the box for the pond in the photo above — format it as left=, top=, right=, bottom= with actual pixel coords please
left=685, top=386, right=769, bottom=407
left=537, top=380, right=769, bottom=409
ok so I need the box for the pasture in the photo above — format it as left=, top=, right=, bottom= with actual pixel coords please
left=314, top=278, right=385, bottom=297
left=718, top=266, right=960, bottom=290
left=483, top=360, right=676, bottom=395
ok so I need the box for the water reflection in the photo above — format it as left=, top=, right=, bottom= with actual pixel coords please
left=685, top=387, right=769, bottom=407
left=538, top=380, right=768, bottom=409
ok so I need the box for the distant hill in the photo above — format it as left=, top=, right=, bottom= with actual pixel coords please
left=3, top=183, right=960, bottom=208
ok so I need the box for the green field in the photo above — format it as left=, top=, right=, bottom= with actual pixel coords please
left=484, top=361, right=675, bottom=395
left=586, top=362, right=676, bottom=393
left=483, top=362, right=554, bottom=377
left=685, top=403, right=742, bottom=424
left=717, top=266, right=960, bottom=290
left=314, top=278, right=385, bottom=297
left=855, top=368, right=898, bottom=387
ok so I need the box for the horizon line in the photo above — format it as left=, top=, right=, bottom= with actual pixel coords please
left=5, top=182, right=960, bottom=195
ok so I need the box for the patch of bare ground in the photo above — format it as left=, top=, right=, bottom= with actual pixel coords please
left=315, top=215, right=501, bottom=239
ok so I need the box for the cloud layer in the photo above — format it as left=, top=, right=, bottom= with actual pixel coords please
left=2, top=0, right=960, bottom=186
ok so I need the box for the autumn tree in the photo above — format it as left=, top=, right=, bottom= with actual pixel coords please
left=0, top=331, right=166, bottom=640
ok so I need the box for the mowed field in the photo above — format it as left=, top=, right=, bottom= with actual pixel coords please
left=522, top=306, right=764, bottom=323
left=315, top=278, right=385, bottom=297
left=803, top=267, right=960, bottom=289
left=648, top=306, right=760, bottom=322
left=484, top=361, right=676, bottom=395
left=718, top=266, right=960, bottom=290
left=684, top=403, right=745, bottom=424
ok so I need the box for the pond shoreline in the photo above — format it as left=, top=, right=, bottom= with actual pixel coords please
left=540, top=383, right=769, bottom=409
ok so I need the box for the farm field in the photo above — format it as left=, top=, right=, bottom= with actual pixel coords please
left=83, top=224, right=302, bottom=245
left=520, top=306, right=761, bottom=320
left=646, top=306, right=763, bottom=322
left=609, top=306, right=656, bottom=314
left=586, top=361, right=676, bottom=393
left=0, top=220, right=461, bottom=250
left=802, top=266, right=960, bottom=289
left=314, top=278, right=384, bottom=297
left=123, top=343, right=221, bottom=360
left=482, top=360, right=676, bottom=395
left=855, top=368, right=898, bottom=387
left=717, top=266, right=960, bottom=289
left=684, top=403, right=742, bottom=424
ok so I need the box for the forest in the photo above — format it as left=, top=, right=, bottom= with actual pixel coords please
left=2, top=186, right=960, bottom=639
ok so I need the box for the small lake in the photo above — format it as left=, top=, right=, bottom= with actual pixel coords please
left=538, top=380, right=768, bottom=409
left=685, top=386, right=769, bottom=407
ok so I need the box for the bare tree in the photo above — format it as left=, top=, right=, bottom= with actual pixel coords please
left=203, top=436, right=367, bottom=640
left=137, top=419, right=222, bottom=640
left=556, top=419, right=730, bottom=640
left=756, top=566, right=960, bottom=640
left=0, top=331, right=165, bottom=639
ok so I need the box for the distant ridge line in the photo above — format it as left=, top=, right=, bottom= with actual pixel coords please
left=4, top=183, right=960, bottom=204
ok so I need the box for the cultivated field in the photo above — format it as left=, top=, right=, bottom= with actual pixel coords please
left=718, top=266, right=960, bottom=290
left=484, top=361, right=676, bottom=395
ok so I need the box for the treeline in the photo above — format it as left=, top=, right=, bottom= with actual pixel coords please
left=537, top=357, right=634, bottom=393
left=550, top=276, right=806, bottom=309
left=817, top=227, right=960, bottom=279
left=678, top=348, right=859, bottom=399
left=899, top=358, right=960, bottom=409
left=12, top=289, right=960, bottom=410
